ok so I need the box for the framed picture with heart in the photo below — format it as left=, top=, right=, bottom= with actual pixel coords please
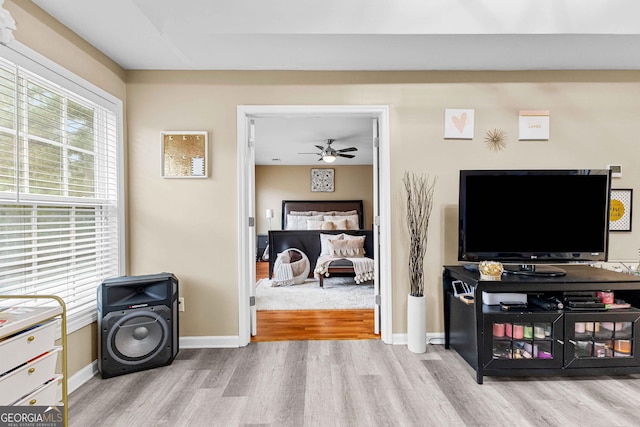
left=444, top=108, right=474, bottom=139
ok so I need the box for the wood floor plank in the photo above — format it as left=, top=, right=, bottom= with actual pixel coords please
left=69, top=341, right=640, bottom=427
left=252, top=309, right=378, bottom=341
left=254, top=261, right=378, bottom=342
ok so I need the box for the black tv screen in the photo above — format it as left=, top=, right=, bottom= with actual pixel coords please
left=458, top=169, right=611, bottom=275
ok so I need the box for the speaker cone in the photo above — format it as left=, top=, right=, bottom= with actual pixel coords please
left=106, top=309, right=169, bottom=365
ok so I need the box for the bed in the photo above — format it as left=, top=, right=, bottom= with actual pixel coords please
left=267, top=200, right=374, bottom=286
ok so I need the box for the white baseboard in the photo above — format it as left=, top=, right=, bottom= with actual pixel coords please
left=392, top=332, right=444, bottom=346
left=68, top=360, right=98, bottom=395
left=179, top=335, right=241, bottom=348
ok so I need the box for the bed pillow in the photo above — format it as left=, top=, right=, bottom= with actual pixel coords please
left=334, top=210, right=359, bottom=217
left=307, top=219, right=348, bottom=230
left=320, top=233, right=343, bottom=256
left=286, top=214, right=323, bottom=230
left=328, top=236, right=366, bottom=257
left=342, top=233, right=364, bottom=240
left=289, top=210, right=317, bottom=216
left=324, top=214, right=359, bottom=230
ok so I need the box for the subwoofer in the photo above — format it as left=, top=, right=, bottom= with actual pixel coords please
left=97, top=273, right=179, bottom=379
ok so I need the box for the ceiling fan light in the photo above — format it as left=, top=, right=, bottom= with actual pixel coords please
left=322, top=154, right=336, bottom=163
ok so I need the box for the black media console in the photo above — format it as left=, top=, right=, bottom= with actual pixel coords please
left=443, top=264, right=640, bottom=384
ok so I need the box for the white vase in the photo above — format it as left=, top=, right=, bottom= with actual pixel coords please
left=407, top=293, right=427, bottom=353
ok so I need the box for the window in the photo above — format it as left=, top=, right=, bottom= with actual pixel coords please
left=0, top=54, right=122, bottom=333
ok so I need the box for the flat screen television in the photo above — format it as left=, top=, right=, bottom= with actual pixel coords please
left=458, top=169, right=612, bottom=276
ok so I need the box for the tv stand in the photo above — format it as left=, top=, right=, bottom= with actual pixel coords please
left=443, top=264, right=640, bottom=384
left=503, top=264, right=566, bottom=277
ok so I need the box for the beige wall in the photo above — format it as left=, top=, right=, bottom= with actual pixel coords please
left=6, top=4, right=640, bottom=372
left=127, top=70, right=640, bottom=339
left=256, top=165, right=374, bottom=234
left=6, top=0, right=125, bottom=377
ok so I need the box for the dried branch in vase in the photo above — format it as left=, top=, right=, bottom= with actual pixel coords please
left=403, top=171, right=437, bottom=297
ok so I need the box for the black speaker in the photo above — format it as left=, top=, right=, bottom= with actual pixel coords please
left=97, top=273, right=179, bottom=379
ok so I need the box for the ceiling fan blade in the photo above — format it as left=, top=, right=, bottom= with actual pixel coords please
left=314, top=145, right=325, bottom=151
left=337, top=153, right=355, bottom=158
left=337, top=147, right=358, bottom=153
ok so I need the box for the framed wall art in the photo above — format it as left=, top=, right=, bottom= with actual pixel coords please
left=161, top=131, right=208, bottom=178
left=310, top=168, right=334, bottom=192
left=444, top=109, right=474, bottom=139
left=609, top=188, right=633, bottom=232
left=518, top=110, right=550, bottom=140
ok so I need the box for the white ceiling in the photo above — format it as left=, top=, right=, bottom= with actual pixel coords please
left=31, top=0, right=640, bottom=71
left=254, top=116, right=374, bottom=166
left=29, top=0, right=640, bottom=165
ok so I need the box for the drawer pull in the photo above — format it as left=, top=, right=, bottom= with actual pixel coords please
left=28, top=367, right=36, bottom=374
left=27, top=335, right=35, bottom=342
left=29, top=399, right=37, bottom=405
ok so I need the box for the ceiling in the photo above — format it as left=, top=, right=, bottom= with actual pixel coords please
left=31, top=0, right=640, bottom=71
left=29, top=0, right=640, bottom=165
left=253, top=116, right=374, bottom=166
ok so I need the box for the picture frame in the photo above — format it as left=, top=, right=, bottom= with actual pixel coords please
left=310, top=168, right=334, bottom=192
left=609, top=188, right=633, bottom=232
left=518, top=110, right=550, bottom=141
left=161, top=131, right=208, bottom=178
left=444, top=109, right=474, bottom=139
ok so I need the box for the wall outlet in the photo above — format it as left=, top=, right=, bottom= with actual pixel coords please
left=178, top=297, right=185, bottom=312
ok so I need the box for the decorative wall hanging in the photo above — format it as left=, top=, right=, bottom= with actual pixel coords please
left=484, top=128, right=508, bottom=151
left=161, top=131, right=208, bottom=178
left=444, top=109, right=474, bottom=139
left=518, top=110, right=550, bottom=140
left=310, top=168, right=334, bottom=192
left=609, top=189, right=633, bottom=232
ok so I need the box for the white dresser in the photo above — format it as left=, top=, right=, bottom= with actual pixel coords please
left=0, top=297, right=68, bottom=425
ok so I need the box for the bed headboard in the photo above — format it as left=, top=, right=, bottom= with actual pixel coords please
left=281, top=200, right=365, bottom=229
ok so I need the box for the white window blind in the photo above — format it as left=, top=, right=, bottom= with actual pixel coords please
left=0, top=55, right=121, bottom=331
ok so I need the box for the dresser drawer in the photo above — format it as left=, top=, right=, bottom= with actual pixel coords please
left=0, top=319, right=58, bottom=375
left=12, top=374, right=63, bottom=406
left=0, top=347, right=61, bottom=405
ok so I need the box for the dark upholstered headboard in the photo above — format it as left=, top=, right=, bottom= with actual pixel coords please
left=281, top=200, right=364, bottom=229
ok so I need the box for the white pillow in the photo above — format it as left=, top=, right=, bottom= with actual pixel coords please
left=343, top=233, right=364, bottom=240
left=286, top=214, right=323, bottom=230
left=307, top=219, right=348, bottom=230
left=324, top=214, right=359, bottom=230
left=328, top=237, right=366, bottom=257
left=320, top=233, right=343, bottom=256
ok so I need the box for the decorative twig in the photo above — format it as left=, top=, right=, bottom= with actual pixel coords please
left=403, top=172, right=436, bottom=297
left=484, top=128, right=507, bottom=152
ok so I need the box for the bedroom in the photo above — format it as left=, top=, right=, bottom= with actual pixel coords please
left=253, top=115, right=377, bottom=339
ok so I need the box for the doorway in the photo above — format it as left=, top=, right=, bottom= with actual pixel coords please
left=237, top=105, right=391, bottom=346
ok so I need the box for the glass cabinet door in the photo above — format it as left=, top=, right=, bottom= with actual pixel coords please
left=483, top=310, right=564, bottom=369
left=564, top=310, right=640, bottom=368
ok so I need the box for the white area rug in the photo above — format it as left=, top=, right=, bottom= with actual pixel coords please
left=255, top=277, right=374, bottom=310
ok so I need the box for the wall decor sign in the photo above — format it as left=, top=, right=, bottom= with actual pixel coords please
left=609, top=188, right=633, bottom=232
left=161, top=131, right=208, bottom=178
left=518, top=110, right=550, bottom=140
left=310, top=168, right=334, bottom=192
left=444, top=109, right=474, bottom=139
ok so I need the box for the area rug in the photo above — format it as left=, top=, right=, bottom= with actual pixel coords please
left=255, top=277, right=374, bottom=310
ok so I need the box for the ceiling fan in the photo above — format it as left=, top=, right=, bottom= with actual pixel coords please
left=299, top=139, right=358, bottom=163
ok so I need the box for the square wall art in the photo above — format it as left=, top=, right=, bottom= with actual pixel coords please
left=444, top=109, right=474, bottom=139
left=519, top=110, right=550, bottom=140
left=310, top=168, right=334, bottom=192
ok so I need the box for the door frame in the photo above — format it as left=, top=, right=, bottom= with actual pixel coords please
left=237, top=105, right=392, bottom=346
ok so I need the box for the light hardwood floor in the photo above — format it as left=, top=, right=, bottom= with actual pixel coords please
left=69, top=341, right=640, bottom=426
left=253, top=261, right=378, bottom=342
